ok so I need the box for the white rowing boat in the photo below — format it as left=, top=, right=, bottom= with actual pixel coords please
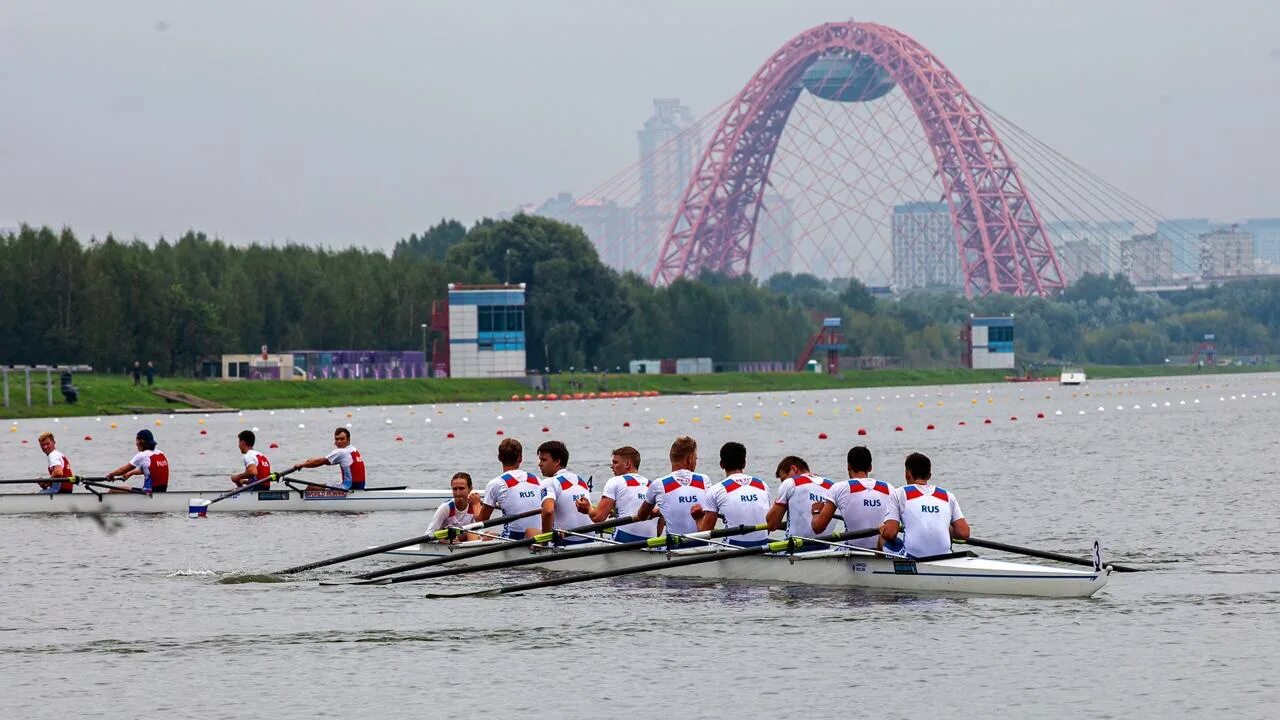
left=384, top=538, right=1112, bottom=598
left=0, top=486, right=450, bottom=514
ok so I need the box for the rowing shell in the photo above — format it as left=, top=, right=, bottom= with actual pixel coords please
left=0, top=487, right=450, bottom=514
left=386, top=539, right=1112, bottom=598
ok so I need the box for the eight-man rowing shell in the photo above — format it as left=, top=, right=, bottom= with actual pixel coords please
left=383, top=540, right=1112, bottom=598
left=0, top=487, right=450, bottom=514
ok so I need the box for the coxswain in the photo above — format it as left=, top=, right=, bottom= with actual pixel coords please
left=426, top=472, right=483, bottom=542
left=37, top=431, right=74, bottom=494
left=635, top=436, right=708, bottom=538
left=106, top=429, right=170, bottom=492
left=880, top=452, right=970, bottom=558
left=474, top=438, right=545, bottom=540
left=693, top=441, right=772, bottom=547
left=812, top=445, right=894, bottom=549
left=535, top=440, right=592, bottom=544
left=291, top=427, right=366, bottom=491
left=229, top=429, right=273, bottom=490
left=575, top=445, right=660, bottom=543
left=766, top=455, right=832, bottom=539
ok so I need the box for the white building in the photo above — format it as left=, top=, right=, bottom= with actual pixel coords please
left=445, top=284, right=527, bottom=378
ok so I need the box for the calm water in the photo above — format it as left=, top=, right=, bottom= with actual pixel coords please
left=2, top=374, right=1278, bottom=719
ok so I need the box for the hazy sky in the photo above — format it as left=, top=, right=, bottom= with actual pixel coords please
left=2, top=1, right=1277, bottom=249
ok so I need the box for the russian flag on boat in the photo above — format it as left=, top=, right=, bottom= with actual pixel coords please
left=188, top=499, right=210, bottom=518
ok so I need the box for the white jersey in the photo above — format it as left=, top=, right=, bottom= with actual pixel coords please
left=46, top=449, right=72, bottom=476
left=324, top=446, right=366, bottom=489
left=828, top=477, right=894, bottom=548
left=426, top=499, right=477, bottom=534
left=773, top=473, right=833, bottom=538
left=600, top=473, right=658, bottom=538
left=643, top=469, right=709, bottom=536
left=702, top=473, right=772, bottom=543
left=241, top=449, right=272, bottom=481
left=884, top=483, right=964, bottom=558
left=540, top=470, right=592, bottom=533
left=481, top=470, right=544, bottom=537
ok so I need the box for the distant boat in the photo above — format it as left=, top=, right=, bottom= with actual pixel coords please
left=1060, top=368, right=1087, bottom=385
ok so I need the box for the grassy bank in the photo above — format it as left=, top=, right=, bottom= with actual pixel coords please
left=3, top=363, right=1274, bottom=420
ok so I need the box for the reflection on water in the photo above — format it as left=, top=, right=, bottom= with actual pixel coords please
left=2, top=374, right=1279, bottom=718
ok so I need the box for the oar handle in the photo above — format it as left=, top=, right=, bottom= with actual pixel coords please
left=81, top=480, right=150, bottom=495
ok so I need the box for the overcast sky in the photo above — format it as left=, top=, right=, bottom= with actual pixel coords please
left=2, top=0, right=1277, bottom=249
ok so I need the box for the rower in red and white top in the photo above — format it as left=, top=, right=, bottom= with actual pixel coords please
left=812, top=445, right=893, bottom=549
left=230, top=429, right=273, bottom=490
left=475, top=438, right=545, bottom=540
left=575, top=446, right=659, bottom=543
left=292, top=427, right=366, bottom=490
left=694, top=441, right=772, bottom=546
left=107, top=429, right=170, bottom=492
left=37, top=431, right=74, bottom=494
left=535, top=440, right=592, bottom=544
left=426, top=472, right=482, bottom=542
left=767, top=455, right=832, bottom=539
left=635, top=436, right=708, bottom=538
left=881, top=452, right=970, bottom=558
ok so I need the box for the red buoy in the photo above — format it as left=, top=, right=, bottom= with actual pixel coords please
left=817, top=432, right=828, bottom=439
left=857, top=428, right=867, bottom=436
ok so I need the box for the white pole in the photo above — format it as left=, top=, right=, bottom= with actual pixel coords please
left=2, top=368, right=8, bottom=408
left=47, top=368, right=53, bottom=405
left=25, top=368, right=32, bottom=406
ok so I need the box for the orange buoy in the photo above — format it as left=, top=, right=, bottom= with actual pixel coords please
left=511, top=395, right=520, bottom=401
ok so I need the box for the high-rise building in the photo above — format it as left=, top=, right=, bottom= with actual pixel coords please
left=1045, top=219, right=1132, bottom=281
left=1157, top=218, right=1212, bottom=277
left=636, top=99, right=699, bottom=267
left=1200, top=227, right=1254, bottom=278
left=1120, top=233, right=1174, bottom=285
left=533, top=192, right=637, bottom=272
left=890, top=201, right=961, bottom=291
left=752, top=193, right=796, bottom=282
left=1243, top=218, right=1280, bottom=267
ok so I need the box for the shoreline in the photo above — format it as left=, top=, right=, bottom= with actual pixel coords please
left=2, top=364, right=1274, bottom=421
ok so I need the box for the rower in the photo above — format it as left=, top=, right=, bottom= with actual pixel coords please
left=291, top=427, right=366, bottom=491
left=881, top=452, right=970, bottom=558
left=37, top=431, right=74, bottom=494
left=536, top=440, right=592, bottom=544
left=693, top=441, right=772, bottom=547
left=766, top=455, right=832, bottom=539
left=575, top=445, right=659, bottom=543
left=106, top=429, right=170, bottom=493
left=812, top=445, right=893, bottom=549
left=474, top=438, right=545, bottom=540
left=635, top=436, right=709, bottom=538
left=426, top=472, right=483, bottom=542
left=229, top=430, right=273, bottom=490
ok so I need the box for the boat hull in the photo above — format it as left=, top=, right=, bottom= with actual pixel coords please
left=0, top=487, right=449, bottom=514
left=387, top=540, right=1112, bottom=598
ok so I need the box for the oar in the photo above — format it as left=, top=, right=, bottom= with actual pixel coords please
left=273, top=507, right=544, bottom=575
left=81, top=480, right=150, bottom=495
left=957, top=537, right=1142, bottom=572
left=352, top=515, right=641, bottom=581
left=338, top=522, right=808, bottom=586
left=423, top=529, right=878, bottom=598
left=187, top=467, right=301, bottom=517
left=0, top=477, right=82, bottom=485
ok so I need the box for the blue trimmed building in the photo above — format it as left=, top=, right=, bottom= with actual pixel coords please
left=445, top=284, right=527, bottom=378
left=964, top=316, right=1015, bottom=370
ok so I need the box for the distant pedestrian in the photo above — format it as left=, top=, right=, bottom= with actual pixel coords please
left=146, top=361, right=156, bottom=386
left=131, top=361, right=141, bottom=386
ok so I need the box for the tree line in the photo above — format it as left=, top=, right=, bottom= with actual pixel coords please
left=2, top=217, right=1277, bottom=375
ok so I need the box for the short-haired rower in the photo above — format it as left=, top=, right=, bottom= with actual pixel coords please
left=693, top=441, right=772, bottom=547
left=881, top=452, right=970, bottom=558
left=537, top=440, right=592, bottom=544
left=767, top=455, right=832, bottom=539
left=575, top=446, right=659, bottom=543
left=812, top=445, right=894, bottom=549
left=635, top=436, right=709, bottom=537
